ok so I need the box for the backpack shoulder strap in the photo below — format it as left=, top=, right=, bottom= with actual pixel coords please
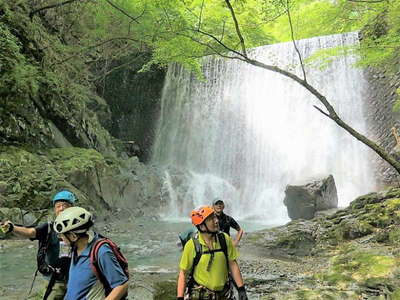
left=192, top=237, right=202, bottom=268
left=188, top=234, right=202, bottom=281
left=217, top=232, right=229, bottom=271
left=89, top=238, right=112, bottom=294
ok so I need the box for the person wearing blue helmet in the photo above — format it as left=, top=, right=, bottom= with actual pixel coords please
left=1, top=190, right=77, bottom=300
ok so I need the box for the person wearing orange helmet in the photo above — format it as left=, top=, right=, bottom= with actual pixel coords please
left=177, top=205, right=248, bottom=300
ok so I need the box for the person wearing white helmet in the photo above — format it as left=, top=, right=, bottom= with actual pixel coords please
left=0, top=190, right=77, bottom=300
left=54, top=206, right=128, bottom=300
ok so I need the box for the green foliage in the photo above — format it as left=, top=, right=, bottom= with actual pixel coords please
left=0, top=146, right=63, bottom=210
left=267, top=0, right=399, bottom=69
left=48, top=147, right=107, bottom=175
left=0, top=23, right=39, bottom=100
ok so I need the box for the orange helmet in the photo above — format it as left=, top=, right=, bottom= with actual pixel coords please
left=191, top=206, right=215, bottom=226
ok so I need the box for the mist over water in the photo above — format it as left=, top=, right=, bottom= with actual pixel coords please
left=151, top=32, right=376, bottom=225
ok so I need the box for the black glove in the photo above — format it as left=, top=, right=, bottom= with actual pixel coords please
left=177, top=298, right=184, bottom=300
left=237, top=285, right=248, bottom=300
left=0, top=221, right=14, bottom=234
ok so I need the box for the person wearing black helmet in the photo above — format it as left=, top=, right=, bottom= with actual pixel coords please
left=213, top=198, right=244, bottom=247
left=0, top=190, right=77, bottom=300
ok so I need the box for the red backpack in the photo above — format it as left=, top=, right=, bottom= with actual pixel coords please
left=89, top=236, right=129, bottom=298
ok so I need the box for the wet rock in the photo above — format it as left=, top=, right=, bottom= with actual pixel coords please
left=284, top=175, right=338, bottom=220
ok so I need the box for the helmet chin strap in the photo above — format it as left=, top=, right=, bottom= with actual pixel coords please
left=198, top=223, right=218, bottom=235
left=63, top=233, right=77, bottom=250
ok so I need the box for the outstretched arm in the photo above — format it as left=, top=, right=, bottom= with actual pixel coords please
left=1, top=221, right=36, bottom=239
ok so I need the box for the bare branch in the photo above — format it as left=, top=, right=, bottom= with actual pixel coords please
left=194, top=29, right=245, bottom=59
left=224, top=0, right=247, bottom=56
left=286, top=0, right=307, bottom=81
left=313, top=105, right=331, bottom=118
left=198, top=0, right=205, bottom=30
left=29, top=0, right=84, bottom=18
left=105, top=0, right=144, bottom=23
left=90, top=53, right=146, bottom=82
left=50, top=37, right=140, bottom=67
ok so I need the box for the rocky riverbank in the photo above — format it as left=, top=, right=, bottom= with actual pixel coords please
left=239, top=187, right=400, bottom=299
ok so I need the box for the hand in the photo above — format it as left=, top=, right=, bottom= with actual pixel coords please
left=237, top=286, right=248, bottom=300
left=0, top=221, right=14, bottom=234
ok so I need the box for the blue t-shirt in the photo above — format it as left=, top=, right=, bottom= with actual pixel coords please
left=65, top=235, right=128, bottom=300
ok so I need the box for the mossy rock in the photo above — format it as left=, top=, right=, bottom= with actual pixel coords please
left=47, top=147, right=114, bottom=176
left=333, top=219, right=374, bottom=241
left=0, top=146, right=66, bottom=209
left=262, top=288, right=360, bottom=300
left=388, top=227, right=400, bottom=245
left=316, top=245, right=399, bottom=294
left=275, top=230, right=315, bottom=256
left=153, top=280, right=176, bottom=300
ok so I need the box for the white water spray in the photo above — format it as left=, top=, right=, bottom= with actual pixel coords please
left=152, top=32, right=376, bottom=225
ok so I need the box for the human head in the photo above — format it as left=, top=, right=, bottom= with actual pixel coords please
left=212, top=198, right=225, bottom=215
left=53, top=207, right=93, bottom=245
left=52, top=190, right=76, bottom=216
left=191, top=205, right=219, bottom=234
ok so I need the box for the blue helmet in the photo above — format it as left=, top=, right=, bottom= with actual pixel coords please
left=52, top=190, right=76, bottom=205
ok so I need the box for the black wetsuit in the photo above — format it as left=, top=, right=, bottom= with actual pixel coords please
left=216, top=212, right=241, bottom=235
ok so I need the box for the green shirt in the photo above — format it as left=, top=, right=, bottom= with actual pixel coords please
left=179, top=232, right=238, bottom=291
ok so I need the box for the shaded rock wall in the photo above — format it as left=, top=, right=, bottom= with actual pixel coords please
left=364, top=66, right=400, bottom=186
left=0, top=2, right=117, bottom=156
left=97, top=55, right=166, bottom=161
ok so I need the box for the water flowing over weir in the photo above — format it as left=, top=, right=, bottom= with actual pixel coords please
left=151, top=32, right=376, bottom=225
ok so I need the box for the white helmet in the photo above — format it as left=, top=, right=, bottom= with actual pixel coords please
left=54, top=207, right=93, bottom=234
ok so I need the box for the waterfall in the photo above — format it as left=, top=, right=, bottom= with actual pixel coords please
left=151, top=32, right=376, bottom=225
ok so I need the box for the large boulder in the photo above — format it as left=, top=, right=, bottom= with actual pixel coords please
left=284, top=175, right=338, bottom=220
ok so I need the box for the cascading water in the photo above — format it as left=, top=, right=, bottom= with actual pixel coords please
left=152, top=32, right=376, bottom=225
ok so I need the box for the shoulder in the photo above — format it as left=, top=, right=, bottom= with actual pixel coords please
left=92, top=238, right=115, bottom=258
left=183, top=237, right=196, bottom=251
left=32, top=222, right=51, bottom=241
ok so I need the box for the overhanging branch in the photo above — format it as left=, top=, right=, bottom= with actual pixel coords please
left=30, top=0, right=85, bottom=18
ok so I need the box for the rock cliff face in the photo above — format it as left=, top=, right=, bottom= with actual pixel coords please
left=97, top=55, right=166, bottom=162
left=0, top=1, right=166, bottom=220
left=364, top=65, right=400, bottom=186
left=0, top=2, right=118, bottom=156
left=0, top=146, right=165, bottom=223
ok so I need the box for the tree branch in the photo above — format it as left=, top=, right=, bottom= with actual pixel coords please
left=286, top=0, right=307, bottom=81
left=105, top=0, right=144, bottom=23
left=49, top=37, right=140, bottom=67
left=313, top=105, right=331, bottom=118
left=224, top=0, right=247, bottom=57
left=29, top=0, right=84, bottom=18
